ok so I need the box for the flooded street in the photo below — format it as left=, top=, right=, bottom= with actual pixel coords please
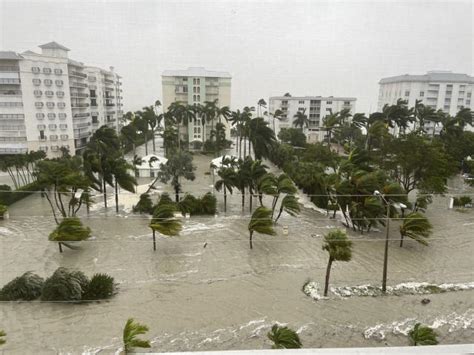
left=1, top=140, right=473, bottom=353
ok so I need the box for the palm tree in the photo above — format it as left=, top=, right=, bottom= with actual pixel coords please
left=267, top=324, right=302, bottom=349
left=270, top=109, right=284, bottom=133
left=168, top=101, right=196, bottom=150
left=142, top=103, right=163, bottom=153
left=409, top=323, right=438, bottom=346
left=322, top=229, right=352, bottom=297
left=0, top=330, right=6, bottom=346
left=323, top=110, right=340, bottom=146
left=215, top=167, right=235, bottom=213
left=149, top=203, right=182, bottom=251
left=248, top=206, right=276, bottom=249
left=123, top=318, right=151, bottom=353
left=247, top=159, right=269, bottom=211
left=274, top=194, right=300, bottom=223
left=257, top=172, right=277, bottom=206
left=271, top=174, right=297, bottom=218
left=399, top=212, right=433, bottom=247
left=248, top=117, right=277, bottom=160
left=49, top=217, right=92, bottom=253
left=235, top=157, right=252, bottom=210
left=110, top=158, right=137, bottom=213
left=293, top=109, right=309, bottom=132
left=257, top=98, right=267, bottom=116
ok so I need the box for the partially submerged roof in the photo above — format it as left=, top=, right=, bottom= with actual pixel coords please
left=38, top=41, right=70, bottom=51
left=0, top=51, right=23, bottom=60
left=162, top=67, right=231, bottom=78
left=380, top=71, right=474, bottom=84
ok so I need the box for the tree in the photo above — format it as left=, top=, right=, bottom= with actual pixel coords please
left=162, top=125, right=178, bottom=157
left=156, top=151, right=196, bottom=202
left=409, top=323, right=438, bottom=346
left=399, top=212, right=433, bottom=247
left=271, top=174, right=297, bottom=218
left=293, top=109, right=309, bottom=131
left=109, top=158, right=137, bottom=213
left=167, top=101, right=196, bottom=150
left=141, top=104, right=163, bottom=153
left=49, top=217, right=92, bottom=253
left=149, top=203, right=182, bottom=251
left=267, top=324, right=302, bottom=349
left=123, top=318, right=151, bottom=353
left=274, top=194, right=300, bottom=223
left=322, top=229, right=352, bottom=297
left=120, top=123, right=139, bottom=156
left=278, top=128, right=306, bottom=147
left=248, top=206, right=276, bottom=249
left=270, top=108, right=284, bottom=133
left=215, top=166, right=236, bottom=213
left=247, top=159, right=269, bottom=211
left=257, top=98, right=267, bottom=116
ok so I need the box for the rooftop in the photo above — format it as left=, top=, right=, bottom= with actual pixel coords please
left=162, top=67, right=231, bottom=78
left=379, top=71, right=474, bottom=84
left=0, top=51, right=23, bottom=60
left=270, top=95, right=356, bottom=101
left=38, top=41, right=70, bottom=51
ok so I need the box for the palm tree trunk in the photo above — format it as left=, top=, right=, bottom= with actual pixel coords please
left=271, top=195, right=279, bottom=218
left=400, top=233, right=405, bottom=247
left=324, top=257, right=333, bottom=296
left=145, top=132, right=149, bottom=155
left=152, top=128, right=156, bottom=152
left=241, top=187, right=245, bottom=210
left=58, top=242, right=63, bottom=253
left=177, top=122, right=181, bottom=150
left=224, top=189, right=227, bottom=213
left=249, top=230, right=253, bottom=249
left=243, top=137, right=247, bottom=157
left=249, top=191, right=253, bottom=212
left=103, top=179, right=108, bottom=209
left=275, top=206, right=284, bottom=223
left=115, top=178, right=119, bottom=213
left=153, top=230, right=156, bottom=251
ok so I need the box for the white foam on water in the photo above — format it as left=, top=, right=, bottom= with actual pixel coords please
left=0, top=227, right=15, bottom=236
left=302, top=281, right=328, bottom=301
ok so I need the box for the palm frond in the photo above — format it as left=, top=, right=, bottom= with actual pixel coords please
left=409, top=323, right=438, bottom=346
left=267, top=324, right=302, bottom=349
left=123, top=318, right=151, bottom=353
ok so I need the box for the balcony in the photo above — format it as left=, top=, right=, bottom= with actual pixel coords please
left=71, top=103, right=90, bottom=108
left=0, top=147, right=28, bottom=154
left=105, top=95, right=115, bottom=99
left=74, top=129, right=91, bottom=138
left=105, top=103, right=115, bottom=107
left=0, top=125, right=26, bottom=131
left=0, top=79, right=20, bottom=85
left=70, top=93, right=89, bottom=98
left=0, top=90, right=22, bottom=96
left=104, top=79, right=114, bottom=84
left=70, top=71, right=87, bottom=78
left=73, top=113, right=90, bottom=118
left=0, top=66, right=19, bottom=72
left=69, top=82, right=88, bottom=88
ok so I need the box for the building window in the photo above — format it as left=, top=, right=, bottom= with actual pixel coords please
left=34, top=90, right=42, bottom=97
left=32, top=67, right=40, bottom=73
left=47, top=113, right=56, bottom=120
left=49, top=124, right=57, bottom=130
left=298, top=100, right=305, bottom=104
left=35, top=102, right=44, bottom=109
left=92, top=116, right=98, bottom=124
left=56, top=91, right=64, bottom=98
left=55, top=80, right=64, bottom=86
left=91, top=99, right=97, bottom=107
left=420, top=91, right=424, bottom=97
left=467, top=100, right=471, bottom=105
left=298, top=107, right=305, bottom=112
left=50, top=135, right=58, bottom=141
left=326, top=101, right=332, bottom=104
left=344, top=101, right=351, bottom=105
left=33, top=79, right=41, bottom=86
left=60, top=134, right=69, bottom=140
left=46, top=102, right=55, bottom=109
left=36, top=113, right=45, bottom=120
left=43, top=68, right=52, bottom=74
left=404, top=91, right=410, bottom=97
left=45, top=90, right=54, bottom=97
left=467, top=92, right=471, bottom=98
left=38, top=126, right=46, bottom=132
left=39, top=146, right=48, bottom=152
left=54, top=68, right=63, bottom=75
left=326, top=108, right=331, bottom=111
left=58, top=113, right=67, bottom=119
left=51, top=145, right=59, bottom=152
left=57, top=102, right=66, bottom=109
left=44, top=79, right=53, bottom=86
left=59, top=124, right=67, bottom=130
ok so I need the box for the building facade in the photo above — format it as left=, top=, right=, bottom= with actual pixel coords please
left=0, top=42, right=123, bottom=157
left=378, top=71, right=473, bottom=134
left=162, top=67, right=231, bottom=146
left=269, top=95, right=356, bottom=143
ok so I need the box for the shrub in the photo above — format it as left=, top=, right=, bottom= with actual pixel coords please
left=0, top=272, right=44, bottom=301
left=82, top=273, right=116, bottom=300
left=41, top=267, right=89, bottom=301
left=178, top=194, right=199, bottom=214
left=156, top=192, right=174, bottom=208
left=459, top=196, right=472, bottom=206
left=0, top=205, right=7, bottom=219
left=133, top=193, right=154, bottom=214
left=200, top=192, right=217, bottom=215
left=177, top=192, right=216, bottom=215
left=49, top=217, right=91, bottom=242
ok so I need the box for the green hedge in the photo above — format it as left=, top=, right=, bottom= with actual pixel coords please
left=0, top=181, right=41, bottom=206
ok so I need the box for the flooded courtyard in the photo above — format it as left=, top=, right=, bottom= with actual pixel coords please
left=1, top=141, right=473, bottom=353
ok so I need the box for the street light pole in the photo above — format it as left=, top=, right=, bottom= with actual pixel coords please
left=374, top=190, right=390, bottom=293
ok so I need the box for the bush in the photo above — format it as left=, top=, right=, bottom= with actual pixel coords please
left=459, top=196, right=472, bottom=206
left=177, top=192, right=216, bottom=215
left=0, top=181, right=41, bottom=206
left=0, top=272, right=44, bottom=301
left=41, top=267, right=89, bottom=301
left=82, top=273, right=116, bottom=300
left=0, top=205, right=7, bottom=219
left=178, top=194, right=199, bottom=214
left=200, top=192, right=217, bottom=215
left=133, top=193, right=154, bottom=214
left=49, top=217, right=91, bottom=242
left=156, top=193, right=174, bottom=208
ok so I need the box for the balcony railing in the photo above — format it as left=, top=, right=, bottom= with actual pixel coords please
left=70, top=71, right=87, bottom=78
left=105, top=103, right=115, bottom=107
left=69, top=82, right=88, bottom=88
left=73, top=113, right=90, bottom=118
left=70, top=93, right=89, bottom=98
left=104, top=79, right=114, bottom=84
left=71, top=103, right=90, bottom=108
left=0, top=79, right=20, bottom=85
left=0, top=66, right=20, bottom=72
left=0, top=125, right=26, bottom=131
left=0, top=147, right=28, bottom=154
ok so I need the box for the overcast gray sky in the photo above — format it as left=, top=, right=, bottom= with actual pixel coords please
left=0, top=0, right=472, bottom=114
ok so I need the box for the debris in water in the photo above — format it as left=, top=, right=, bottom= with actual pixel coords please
left=421, top=298, right=431, bottom=305
left=203, top=242, right=207, bottom=248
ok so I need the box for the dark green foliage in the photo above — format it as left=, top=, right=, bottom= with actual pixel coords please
left=453, top=196, right=472, bottom=207
left=156, top=192, right=174, bottom=208
left=49, top=217, right=91, bottom=242
left=0, top=330, right=5, bottom=346
left=41, top=267, right=90, bottom=301
left=178, top=194, right=199, bottom=214
left=83, top=273, right=116, bottom=300
left=409, top=323, right=439, bottom=346
left=199, top=193, right=217, bottom=215
left=267, top=324, right=302, bottom=349
left=123, top=318, right=151, bottom=353
left=177, top=192, right=217, bottom=215
left=150, top=203, right=182, bottom=237
left=0, top=181, right=41, bottom=206
left=0, top=204, right=7, bottom=218
left=133, top=193, right=154, bottom=214
left=0, top=272, right=44, bottom=301
left=278, top=128, right=307, bottom=147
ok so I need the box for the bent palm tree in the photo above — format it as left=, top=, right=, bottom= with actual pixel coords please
left=322, top=229, right=352, bottom=296
left=274, top=194, right=300, bottom=223
left=0, top=330, right=5, bottom=346
left=149, top=204, right=182, bottom=251
left=49, top=217, right=92, bottom=253
left=248, top=207, right=276, bottom=249
left=215, top=167, right=235, bottom=213
left=409, top=323, right=438, bottom=346
left=399, top=212, right=433, bottom=247
left=267, top=324, right=302, bottom=349
left=123, top=318, right=151, bottom=353
left=293, top=109, right=309, bottom=131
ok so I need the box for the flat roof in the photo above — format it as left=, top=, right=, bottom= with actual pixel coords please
left=163, top=67, right=231, bottom=78
left=0, top=51, right=23, bottom=60
left=380, top=71, right=473, bottom=84
left=270, top=96, right=356, bottom=101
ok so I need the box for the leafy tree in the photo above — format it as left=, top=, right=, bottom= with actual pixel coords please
left=409, top=323, right=438, bottom=346
left=123, top=318, right=151, bottom=353
left=278, top=128, right=307, bottom=147
left=274, top=194, right=300, bottom=223
left=49, top=217, right=92, bottom=253
left=149, top=203, right=182, bottom=251
left=167, top=101, right=196, bottom=150
left=399, top=212, right=433, bottom=247
left=267, top=324, right=302, bottom=349
left=0, top=272, right=44, bottom=301
left=156, top=151, right=196, bottom=202
left=248, top=206, right=276, bottom=249
left=322, top=229, right=352, bottom=296
left=133, top=193, right=154, bottom=214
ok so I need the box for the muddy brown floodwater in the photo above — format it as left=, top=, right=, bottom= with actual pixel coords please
left=1, top=140, right=473, bottom=353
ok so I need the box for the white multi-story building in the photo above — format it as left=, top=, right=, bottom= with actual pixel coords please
left=0, top=41, right=123, bottom=157
left=378, top=71, right=473, bottom=134
left=162, top=67, right=231, bottom=146
left=269, top=95, right=356, bottom=143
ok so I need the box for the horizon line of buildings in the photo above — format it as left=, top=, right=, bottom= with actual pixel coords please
left=1, top=41, right=473, bottom=157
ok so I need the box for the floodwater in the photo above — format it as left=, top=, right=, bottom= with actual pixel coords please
left=0, top=140, right=473, bottom=353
